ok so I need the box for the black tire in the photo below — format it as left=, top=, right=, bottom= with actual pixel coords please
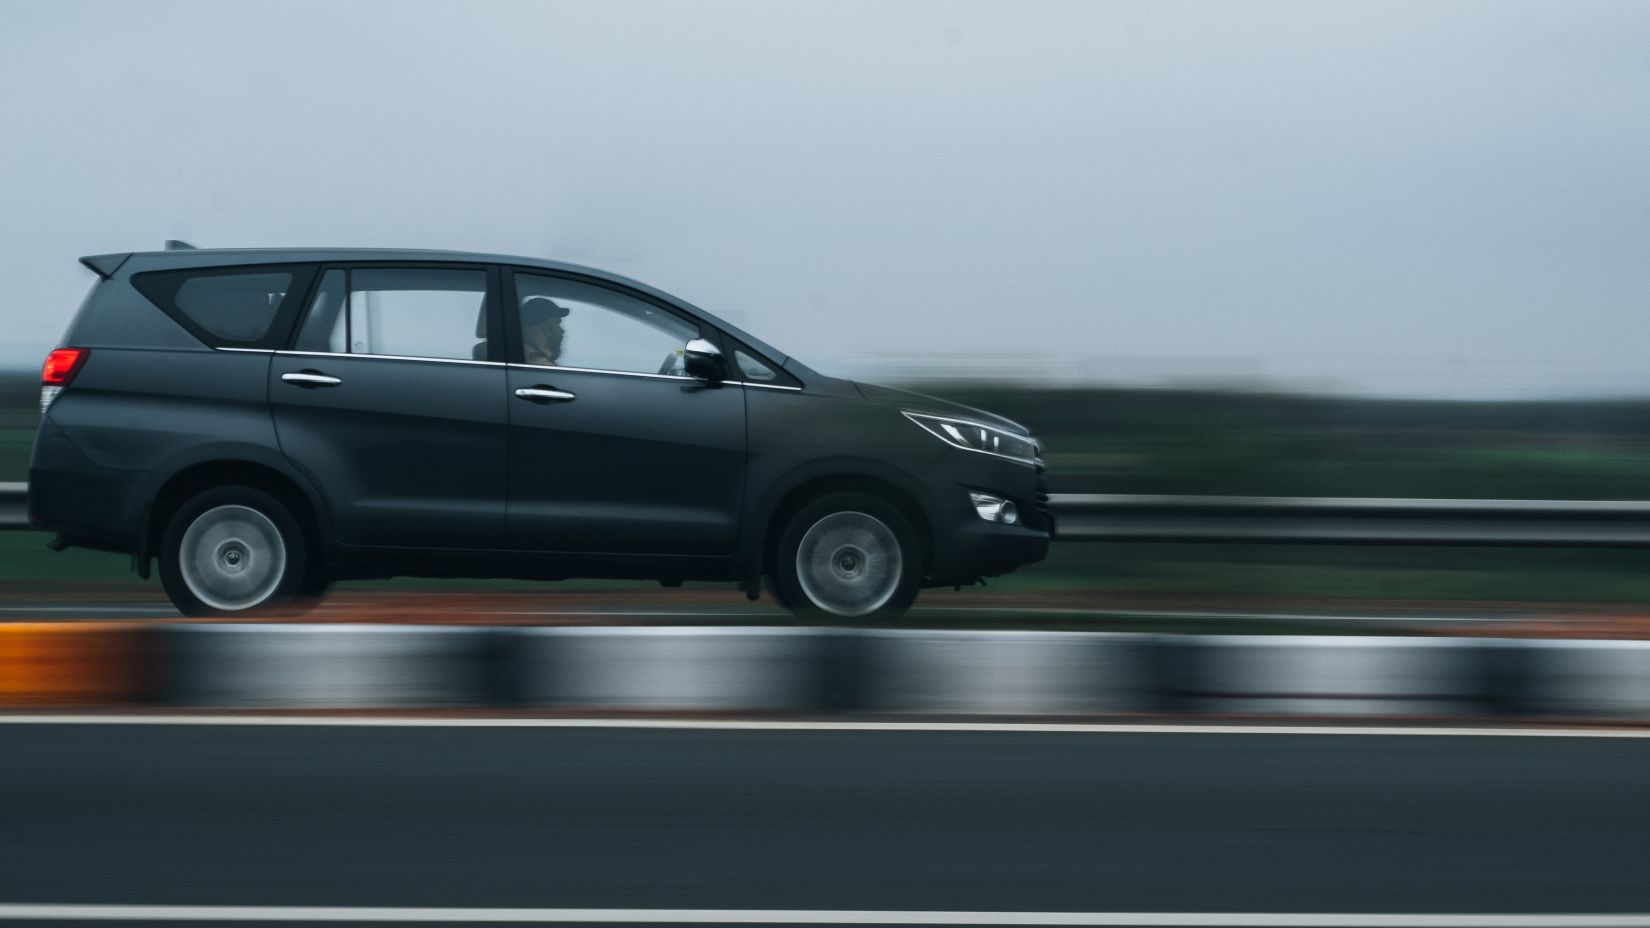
left=771, top=491, right=921, bottom=622
left=158, top=486, right=310, bottom=618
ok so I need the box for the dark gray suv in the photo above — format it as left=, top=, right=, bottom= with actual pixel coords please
left=30, top=245, right=1051, bottom=618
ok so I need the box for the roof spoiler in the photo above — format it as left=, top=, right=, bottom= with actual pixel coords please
left=79, top=253, right=132, bottom=280
left=79, top=240, right=195, bottom=279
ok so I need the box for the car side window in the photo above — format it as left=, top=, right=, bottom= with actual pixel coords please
left=734, top=350, right=777, bottom=382
left=514, top=274, right=699, bottom=375
left=294, top=267, right=489, bottom=361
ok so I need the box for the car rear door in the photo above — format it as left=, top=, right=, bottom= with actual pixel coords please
left=269, top=264, right=508, bottom=549
left=504, top=270, right=746, bottom=556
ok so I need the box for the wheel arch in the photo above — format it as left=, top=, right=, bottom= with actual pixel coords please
left=758, top=472, right=934, bottom=578
left=138, top=458, right=326, bottom=579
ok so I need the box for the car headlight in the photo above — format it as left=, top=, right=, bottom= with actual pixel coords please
left=903, top=411, right=1039, bottom=465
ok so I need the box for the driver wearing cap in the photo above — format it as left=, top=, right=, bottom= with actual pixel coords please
left=521, top=296, right=569, bottom=366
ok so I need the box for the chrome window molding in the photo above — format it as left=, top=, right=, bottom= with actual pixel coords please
left=508, top=362, right=805, bottom=390
left=221, top=348, right=803, bottom=388
left=274, top=350, right=506, bottom=368
left=507, top=362, right=696, bottom=382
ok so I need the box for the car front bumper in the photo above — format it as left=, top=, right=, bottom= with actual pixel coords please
left=919, top=449, right=1052, bottom=584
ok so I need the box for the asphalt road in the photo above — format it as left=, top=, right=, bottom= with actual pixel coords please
left=1, top=722, right=1649, bottom=924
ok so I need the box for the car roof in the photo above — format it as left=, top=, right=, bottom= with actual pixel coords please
left=104, top=247, right=793, bottom=366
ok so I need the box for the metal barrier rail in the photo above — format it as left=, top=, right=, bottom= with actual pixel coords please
left=0, top=483, right=24, bottom=530
left=7, top=483, right=1650, bottom=546
left=1051, top=493, right=1650, bottom=545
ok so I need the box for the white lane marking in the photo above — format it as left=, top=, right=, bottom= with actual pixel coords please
left=0, top=904, right=1648, bottom=925
left=0, top=715, right=1648, bottom=738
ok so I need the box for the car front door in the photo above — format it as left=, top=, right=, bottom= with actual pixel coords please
left=504, top=271, right=746, bottom=556
left=269, top=264, right=508, bottom=549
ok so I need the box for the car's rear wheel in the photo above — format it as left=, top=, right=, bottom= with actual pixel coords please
left=158, top=487, right=309, bottom=618
left=772, top=492, right=920, bottom=622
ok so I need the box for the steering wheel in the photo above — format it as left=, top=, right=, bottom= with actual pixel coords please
left=657, top=351, right=682, bottom=376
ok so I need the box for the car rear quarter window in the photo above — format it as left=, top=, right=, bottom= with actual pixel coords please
left=131, top=264, right=316, bottom=349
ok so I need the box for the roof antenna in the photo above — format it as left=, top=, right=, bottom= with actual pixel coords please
left=164, top=240, right=197, bottom=251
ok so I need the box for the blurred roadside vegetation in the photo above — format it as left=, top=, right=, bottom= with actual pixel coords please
left=926, top=381, right=1650, bottom=499
left=4, top=371, right=1650, bottom=607
left=0, top=372, right=38, bottom=481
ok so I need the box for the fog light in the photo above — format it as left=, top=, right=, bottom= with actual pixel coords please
left=968, top=492, right=1019, bottom=525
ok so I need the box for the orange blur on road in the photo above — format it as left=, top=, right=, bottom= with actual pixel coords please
left=0, top=622, right=150, bottom=706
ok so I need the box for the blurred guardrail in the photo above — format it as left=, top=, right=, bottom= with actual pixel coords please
left=1052, top=494, right=1650, bottom=546
left=8, top=622, right=1650, bottom=719
left=10, top=484, right=1650, bottom=544
left=0, top=483, right=24, bottom=530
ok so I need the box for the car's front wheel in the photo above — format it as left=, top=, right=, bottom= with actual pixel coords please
left=158, top=486, right=310, bottom=618
left=772, top=492, right=921, bottom=621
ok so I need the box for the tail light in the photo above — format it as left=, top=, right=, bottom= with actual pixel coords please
left=40, top=348, right=89, bottom=414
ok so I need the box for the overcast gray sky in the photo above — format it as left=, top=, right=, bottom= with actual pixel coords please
left=2, top=0, right=1647, bottom=396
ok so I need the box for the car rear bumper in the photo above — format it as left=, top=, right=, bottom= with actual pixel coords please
left=27, top=418, right=141, bottom=552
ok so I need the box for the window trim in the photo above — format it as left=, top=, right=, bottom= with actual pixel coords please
left=500, top=266, right=799, bottom=387
left=283, top=262, right=503, bottom=363
left=505, top=359, right=802, bottom=390
left=502, top=267, right=714, bottom=375
left=276, top=349, right=506, bottom=368
left=131, top=262, right=320, bottom=350
left=722, top=335, right=802, bottom=390
left=260, top=259, right=803, bottom=387
left=506, top=361, right=697, bottom=382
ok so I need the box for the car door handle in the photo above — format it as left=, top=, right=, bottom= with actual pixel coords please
left=281, top=371, right=342, bottom=388
left=515, top=386, right=576, bottom=403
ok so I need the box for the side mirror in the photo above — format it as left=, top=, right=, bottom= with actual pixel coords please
left=683, top=337, right=727, bottom=382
